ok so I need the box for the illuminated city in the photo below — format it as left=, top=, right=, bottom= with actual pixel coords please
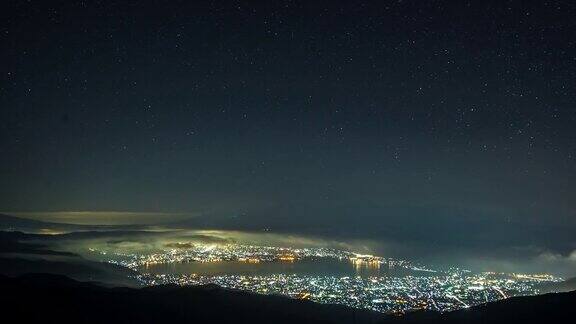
left=88, top=243, right=561, bottom=314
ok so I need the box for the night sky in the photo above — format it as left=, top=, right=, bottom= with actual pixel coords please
left=1, top=1, right=575, bottom=270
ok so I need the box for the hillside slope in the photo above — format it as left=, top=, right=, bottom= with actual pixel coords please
left=0, top=274, right=386, bottom=324
left=2, top=273, right=575, bottom=324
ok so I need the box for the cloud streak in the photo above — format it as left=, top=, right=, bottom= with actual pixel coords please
left=3, top=211, right=198, bottom=225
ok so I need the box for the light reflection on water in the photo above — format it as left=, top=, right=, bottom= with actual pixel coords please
left=141, top=259, right=426, bottom=277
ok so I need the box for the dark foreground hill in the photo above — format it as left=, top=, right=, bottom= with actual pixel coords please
left=395, top=289, right=576, bottom=324
left=2, top=274, right=575, bottom=324
left=0, top=274, right=386, bottom=324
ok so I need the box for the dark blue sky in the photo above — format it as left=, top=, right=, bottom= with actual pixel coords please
left=1, top=1, right=575, bottom=269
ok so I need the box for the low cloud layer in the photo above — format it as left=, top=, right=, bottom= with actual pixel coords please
left=4, top=211, right=197, bottom=225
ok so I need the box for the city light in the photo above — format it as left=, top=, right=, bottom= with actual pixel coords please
left=90, top=242, right=562, bottom=314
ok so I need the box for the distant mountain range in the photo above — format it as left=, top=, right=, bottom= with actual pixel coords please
left=0, top=213, right=150, bottom=233
left=0, top=213, right=101, bottom=232
left=0, top=213, right=69, bottom=228
left=1, top=273, right=575, bottom=324
left=540, top=276, right=576, bottom=293
left=0, top=230, right=139, bottom=286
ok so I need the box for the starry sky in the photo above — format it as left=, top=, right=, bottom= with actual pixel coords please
left=1, top=1, right=575, bottom=270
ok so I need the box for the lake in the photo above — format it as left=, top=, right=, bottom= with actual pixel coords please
left=140, top=258, right=429, bottom=277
